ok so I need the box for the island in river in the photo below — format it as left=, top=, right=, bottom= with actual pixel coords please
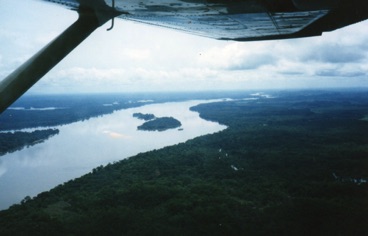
left=133, top=113, right=156, bottom=121
left=137, top=117, right=182, bottom=131
left=1, top=90, right=368, bottom=235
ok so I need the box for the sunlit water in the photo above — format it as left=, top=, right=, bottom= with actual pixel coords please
left=0, top=100, right=226, bottom=210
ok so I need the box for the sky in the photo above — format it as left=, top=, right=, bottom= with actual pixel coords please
left=1, top=0, right=368, bottom=94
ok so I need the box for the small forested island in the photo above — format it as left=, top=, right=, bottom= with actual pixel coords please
left=1, top=90, right=368, bottom=235
left=0, top=129, right=59, bottom=156
left=137, top=117, right=182, bottom=131
left=132, top=113, right=156, bottom=121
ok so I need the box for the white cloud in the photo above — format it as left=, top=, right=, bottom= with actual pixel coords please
left=198, top=42, right=277, bottom=70
left=43, top=66, right=221, bottom=93
left=197, top=19, right=368, bottom=87
left=123, top=49, right=151, bottom=60
left=1, top=0, right=368, bottom=93
left=56, top=67, right=127, bottom=81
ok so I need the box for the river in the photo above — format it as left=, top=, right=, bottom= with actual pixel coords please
left=0, top=100, right=226, bottom=210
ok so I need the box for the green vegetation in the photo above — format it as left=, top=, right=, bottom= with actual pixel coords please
left=133, top=113, right=156, bottom=120
left=0, top=91, right=248, bottom=131
left=138, top=117, right=182, bottom=131
left=0, top=90, right=367, bottom=235
left=0, top=95, right=142, bottom=131
left=0, top=129, right=59, bottom=156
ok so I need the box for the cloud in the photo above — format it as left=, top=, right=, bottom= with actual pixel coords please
left=315, top=64, right=368, bottom=77
left=316, top=70, right=366, bottom=77
left=123, top=49, right=151, bottom=60
left=36, top=67, right=134, bottom=93
left=197, top=20, right=368, bottom=81
left=32, top=66, right=224, bottom=93
left=301, top=44, right=366, bottom=63
left=56, top=67, right=127, bottom=81
left=57, top=66, right=217, bottom=84
left=38, top=21, right=368, bottom=93
left=3, top=0, right=368, bottom=93
left=198, top=42, right=277, bottom=70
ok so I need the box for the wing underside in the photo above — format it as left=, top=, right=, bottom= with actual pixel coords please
left=120, top=10, right=328, bottom=40
left=1, top=0, right=367, bottom=113
left=42, top=0, right=368, bottom=41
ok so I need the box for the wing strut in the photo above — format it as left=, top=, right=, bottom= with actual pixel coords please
left=107, top=0, right=116, bottom=31
left=0, top=4, right=119, bottom=114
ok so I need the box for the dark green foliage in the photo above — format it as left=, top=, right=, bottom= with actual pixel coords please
left=0, top=94, right=142, bottom=131
left=0, top=91, right=248, bottom=131
left=133, top=113, right=156, bottom=120
left=0, top=129, right=59, bottom=156
left=138, top=117, right=182, bottom=131
left=0, top=90, right=367, bottom=235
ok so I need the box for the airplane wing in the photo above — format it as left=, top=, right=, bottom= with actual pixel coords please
left=0, top=0, right=367, bottom=113
left=43, top=0, right=368, bottom=41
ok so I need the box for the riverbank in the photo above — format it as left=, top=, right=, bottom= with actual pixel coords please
left=0, top=90, right=367, bottom=235
left=0, top=99, right=226, bottom=210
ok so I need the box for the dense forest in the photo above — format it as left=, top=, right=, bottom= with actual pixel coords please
left=133, top=113, right=156, bottom=121
left=137, top=117, right=182, bottom=131
left=0, top=90, right=367, bottom=235
left=0, top=95, right=143, bottom=131
left=0, top=129, right=59, bottom=156
left=0, top=92, right=247, bottom=131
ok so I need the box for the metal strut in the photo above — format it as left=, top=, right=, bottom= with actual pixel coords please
left=107, top=0, right=116, bottom=31
left=0, top=3, right=120, bottom=114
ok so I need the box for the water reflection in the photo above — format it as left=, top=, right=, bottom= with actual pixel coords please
left=0, top=100, right=226, bottom=210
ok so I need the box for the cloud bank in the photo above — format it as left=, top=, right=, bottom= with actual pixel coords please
left=1, top=0, right=368, bottom=93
